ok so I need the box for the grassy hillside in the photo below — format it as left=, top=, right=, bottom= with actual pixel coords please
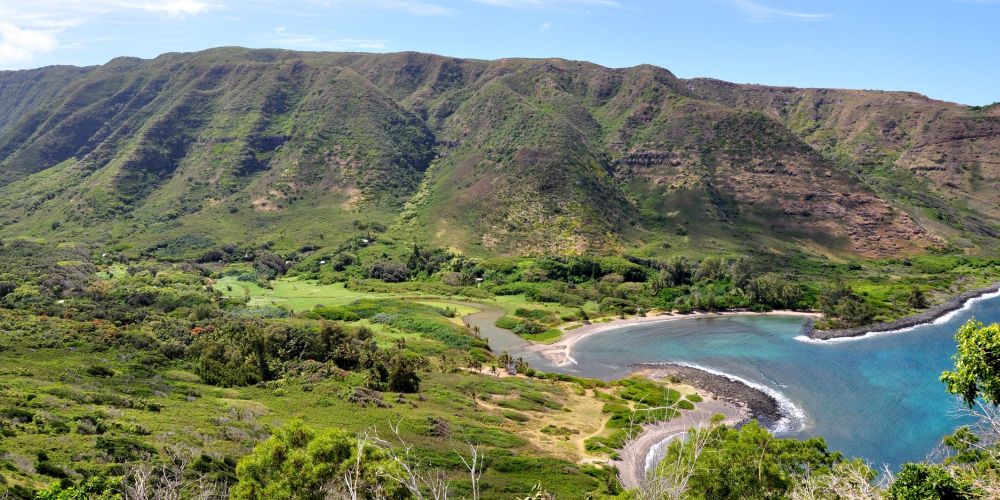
left=687, top=79, right=1000, bottom=251
left=2, top=239, right=749, bottom=498
left=1, top=48, right=993, bottom=261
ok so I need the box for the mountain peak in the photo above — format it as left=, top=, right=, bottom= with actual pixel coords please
left=0, top=48, right=994, bottom=259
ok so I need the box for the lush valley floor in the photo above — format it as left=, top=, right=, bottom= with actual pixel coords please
left=1, top=236, right=1000, bottom=498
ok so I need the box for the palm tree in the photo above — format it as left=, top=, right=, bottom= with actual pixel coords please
left=515, top=357, right=530, bottom=374
left=497, top=350, right=513, bottom=369
left=467, top=357, right=482, bottom=373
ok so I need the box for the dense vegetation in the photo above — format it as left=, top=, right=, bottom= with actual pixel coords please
left=0, top=239, right=636, bottom=498
left=0, top=234, right=998, bottom=498
left=0, top=49, right=996, bottom=262
left=1, top=47, right=999, bottom=499
left=277, top=234, right=1000, bottom=329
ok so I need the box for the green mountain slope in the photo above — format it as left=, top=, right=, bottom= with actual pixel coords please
left=686, top=79, right=1000, bottom=247
left=0, top=48, right=994, bottom=259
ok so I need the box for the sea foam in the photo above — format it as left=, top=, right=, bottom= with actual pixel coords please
left=668, top=361, right=808, bottom=434
left=794, top=289, right=1000, bottom=344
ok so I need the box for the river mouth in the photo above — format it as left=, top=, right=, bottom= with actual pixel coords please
left=464, top=294, right=1000, bottom=469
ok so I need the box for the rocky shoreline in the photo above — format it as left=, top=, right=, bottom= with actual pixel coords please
left=809, top=282, right=1000, bottom=340
left=630, top=363, right=784, bottom=428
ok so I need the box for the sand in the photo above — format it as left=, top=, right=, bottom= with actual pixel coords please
left=527, top=310, right=821, bottom=366
left=612, top=385, right=747, bottom=489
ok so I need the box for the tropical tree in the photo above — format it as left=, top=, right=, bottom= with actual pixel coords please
left=515, top=357, right=530, bottom=374
left=661, top=257, right=693, bottom=287
left=887, top=463, right=975, bottom=499
left=497, top=350, right=513, bottom=370
left=388, top=352, right=421, bottom=393
left=908, top=286, right=929, bottom=309
left=232, top=420, right=407, bottom=500
left=656, top=420, right=842, bottom=500
left=745, top=273, right=802, bottom=309
left=466, top=356, right=483, bottom=373
left=941, top=320, right=1000, bottom=407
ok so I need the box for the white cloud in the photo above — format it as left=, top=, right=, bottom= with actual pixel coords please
left=0, top=21, right=59, bottom=67
left=0, top=1, right=218, bottom=21
left=367, top=0, right=450, bottom=15
left=0, top=0, right=450, bottom=68
left=470, top=0, right=621, bottom=7
left=0, top=0, right=218, bottom=68
left=263, top=0, right=450, bottom=16
left=540, top=21, right=553, bottom=32
left=266, top=26, right=388, bottom=50
left=726, top=0, right=830, bottom=22
left=135, top=0, right=215, bottom=17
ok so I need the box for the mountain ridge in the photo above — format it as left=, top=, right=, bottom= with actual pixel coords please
left=0, top=47, right=995, bottom=259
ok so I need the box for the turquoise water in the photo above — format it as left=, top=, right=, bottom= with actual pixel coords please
left=552, top=293, right=1000, bottom=468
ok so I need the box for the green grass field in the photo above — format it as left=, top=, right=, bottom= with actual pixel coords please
left=213, top=274, right=604, bottom=343
left=213, top=276, right=388, bottom=310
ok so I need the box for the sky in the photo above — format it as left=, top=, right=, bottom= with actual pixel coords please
left=0, top=0, right=997, bottom=105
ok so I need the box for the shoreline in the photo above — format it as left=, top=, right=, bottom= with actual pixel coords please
left=526, top=310, right=821, bottom=366
left=809, top=282, right=1000, bottom=340
left=517, top=281, right=1000, bottom=354
left=614, top=365, right=784, bottom=489
left=630, top=364, right=786, bottom=428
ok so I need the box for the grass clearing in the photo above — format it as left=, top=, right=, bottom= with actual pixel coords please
left=214, top=276, right=387, bottom=310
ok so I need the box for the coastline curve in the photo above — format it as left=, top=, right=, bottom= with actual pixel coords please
left=805, top=283, right=1000, bottom=342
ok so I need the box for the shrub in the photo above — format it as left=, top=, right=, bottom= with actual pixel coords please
left=312, top=306, right=361, bottom=322
left=86, top=365, right=115, bottom=378
left=370, top=312, right=398, bottom=323
left=504, top=411, right=530, bottom=422
left=540, top=425, right=577, bottom=436
left=1, top=407, right=34, bottom=423
left=599, top=297, right=634, bottom=314
left=527, top=287, right=585, bottom=307
left=232, top=420, right=406, bottom=500
left=366, top=260, right=409, bottom=283
left=599, top=257, right=647, bottom=282
left=489, top=282, right=539, bottom=296
left=888, top=463, right=975, bottom=499
left=674, top=300, right=694, bottom=314
left=35, top=460, right=67, bottom=478
left=95, top=436, right=157, bottom=462
left=513, top=320, right=546, bottom=336
left=495, top=317, right=520, bottom=330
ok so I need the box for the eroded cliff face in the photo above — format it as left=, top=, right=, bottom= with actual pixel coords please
left=685, top=79, right=1000, bottom=244
left=895, top=114, right=1000, bottom=226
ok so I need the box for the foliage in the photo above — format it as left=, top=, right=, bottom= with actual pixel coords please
left=818, top=280, right=877, bottom=328
left=941, top=320, right=1000, bottom=407
left=33, top=477, right=121, bottom=500
left=745, top=273, right=803, bottom=309
left=658, top=421, right=842, bottom=499
left=367, top=260, right=410, bottom=283
left=232, top=420, right=407, bottom=500
left=887, top=463, right=975, bottom=499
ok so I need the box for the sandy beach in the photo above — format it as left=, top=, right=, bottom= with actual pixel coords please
left=527, top=310, right=821, bottom=366
left=613, top=368, right=751, bottom=489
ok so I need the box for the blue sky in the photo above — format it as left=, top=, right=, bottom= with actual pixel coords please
left=0, top=0, right=997, bottom=105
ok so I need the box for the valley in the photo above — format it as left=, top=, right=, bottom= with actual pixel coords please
left=0, top=47, right=998, bottom=499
